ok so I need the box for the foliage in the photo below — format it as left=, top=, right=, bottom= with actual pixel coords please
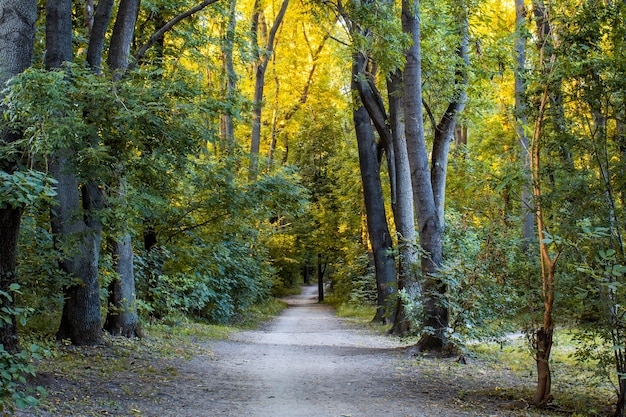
left=400, top=210, right=526, bottom=347
left=0, top=170, right=56, bottom=210
left=0, top=285, right=47, bottom=412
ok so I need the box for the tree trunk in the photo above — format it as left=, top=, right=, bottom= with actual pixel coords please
left=0, top=207, right=22, bottom=354
left=402, top=0, right=448, bottom=351
left=352, top=56, right=397, bottom=322
left=616, top=378, right=626, bottom=417
left=219, top=0, right=237, bottom=153
left=47, top=0, right=104, bottom=346
left=514, top=0, right=534, bottom=249
left=387, top=70, right=419, bottom=336
left=249, top=0, right=290, bottom=180
left=104, top=234, right=139, bottom=337
left=107, top=0, right=140, bottom=77
left=317, top=254, right=324, bottom=303
left=530, top=0, right=559, bottom=403
left=86, top=0, right=115, bottom=72
left=0, top=0, right=37, bottom=354
left=431, top=6, right=469, bottom=230
left=103, top=0, right=141, bottom=338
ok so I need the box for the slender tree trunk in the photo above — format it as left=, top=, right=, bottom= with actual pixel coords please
left=431, top=5, right=469, bottom=230
left=402, top=0, right=447, bottom=351
left=103, top=0, right=141, bottom=338
left=219, top=0, right=237, bottom=153
left=529, top=0, right=559, bottom=403
left=0, top=0, right=37, bottom=354
left=352, top=54, right=397, bottom=323
left=387, top=70, right=419, bottom=335
left=47, top=0, right=104, bottom=346
left=249, top=0, right=289, bottom=180
left=514, top=0, right=534, bottom=249
left=317, top=253, right=324, bottom=302
left=530, top=55, right=558, bottom=408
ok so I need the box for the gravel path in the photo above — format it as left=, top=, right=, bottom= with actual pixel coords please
left=138, top=286, right=500, bottom=417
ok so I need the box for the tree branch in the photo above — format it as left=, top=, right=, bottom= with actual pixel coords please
left=132, top=0, right=220, bottom=66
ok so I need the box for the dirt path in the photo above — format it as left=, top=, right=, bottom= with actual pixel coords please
left=135, top=286, right=507, bottom=417
left=21, top=285, right=545, bottom=416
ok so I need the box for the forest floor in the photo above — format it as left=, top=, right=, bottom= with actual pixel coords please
left=15, top=286, right=612, bottom=417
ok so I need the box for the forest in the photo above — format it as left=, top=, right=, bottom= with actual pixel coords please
left=0, top=0, right=625, bottom=415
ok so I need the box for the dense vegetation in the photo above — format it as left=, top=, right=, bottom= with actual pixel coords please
left=1, top=0, right=626, bottom=415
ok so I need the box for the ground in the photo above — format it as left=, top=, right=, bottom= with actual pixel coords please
left=14, top=286, right=594, bottom=416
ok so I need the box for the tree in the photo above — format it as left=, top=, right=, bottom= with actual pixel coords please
left=342, top=0, right=402, bottom=322
left=388, top=69, right=419, bottom=335
left=249, top=0, right=290, bottom=180
left=514, top=0, right=534, bottom=249
left=0, top=0, right=38, bottom=354
left=402, top=0, right=469, bottom=351
left=47, top=0, right=105, bottom=346
left=102, top=0, right=142, bottom=338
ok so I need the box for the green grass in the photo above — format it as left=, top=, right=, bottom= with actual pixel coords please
left=467, top=330, right=615, bottom=416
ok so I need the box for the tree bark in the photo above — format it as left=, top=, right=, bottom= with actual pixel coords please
left=387, top=70, right=419, bottom=335
left=514, top=0, right=534, bottom=249
left=352, top=54, right=397, bottom=323
left=219, top=0, right=237, bottom=153
left=249, top=0, right=290, bottom=180
left=431, top=8, right=469, bottom=229
left=47, top=0, right=104, bottom=346
left=107, top=0, right=140, bottom=78
left=402, top=0, right=447, bottom=351
left=86, top=0, right=115, bottom=72
left=102, top=0, right=141, bottom=338
left=104, top=233, right=139, bottom=337
left=0, top=0, right=37, bottom=354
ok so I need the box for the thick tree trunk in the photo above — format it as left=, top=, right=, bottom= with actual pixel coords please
left=431, top=6, right=469, bottom=229
left=0, top=207, right=22, bottom=354
left=352, top=57, right=397, bottom=322
left=0, top=0, right=37, bottom=354
left=47, top=0, right=104, bottom=346
left=107, top=0, right=140, bottom=77
left=52, top=170, right=104, bottom=345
